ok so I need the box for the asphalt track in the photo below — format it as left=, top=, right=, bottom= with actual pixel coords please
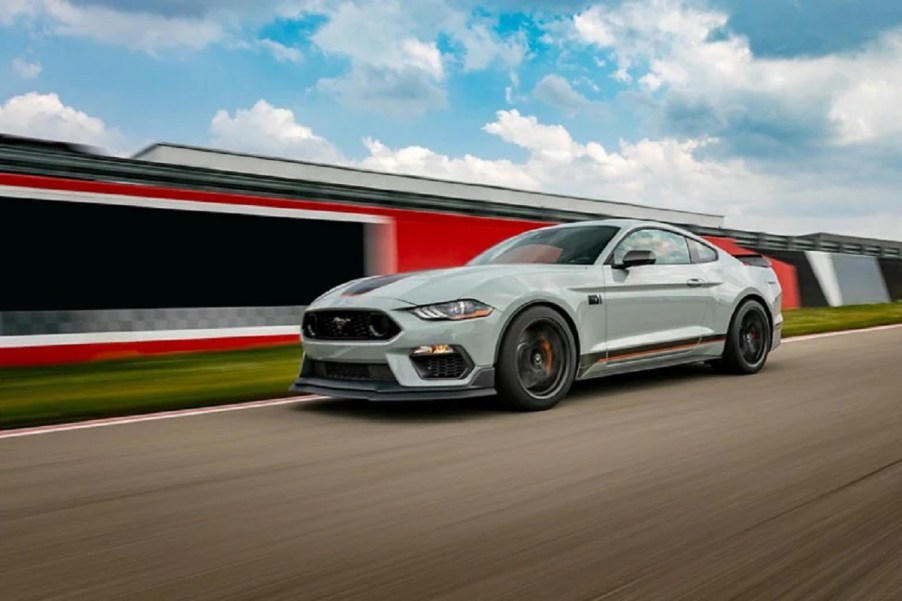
left=2, top=327, right=901, bottom=600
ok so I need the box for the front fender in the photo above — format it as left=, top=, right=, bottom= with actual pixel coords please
left=491, top=293, right=586, bottom=363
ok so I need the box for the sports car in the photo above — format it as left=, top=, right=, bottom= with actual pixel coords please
left=291, top=219, right=782, bottom=411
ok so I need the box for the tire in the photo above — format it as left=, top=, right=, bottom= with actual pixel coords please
left=495, top=306, right=577, bottom=411
left=714, top=299, right=771, bottom=375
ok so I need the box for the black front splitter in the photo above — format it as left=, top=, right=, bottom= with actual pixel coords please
left=289, top=368, right=496, bottom=402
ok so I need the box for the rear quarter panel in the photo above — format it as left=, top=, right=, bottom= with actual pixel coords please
left=701, top=254, right=783, bottom=344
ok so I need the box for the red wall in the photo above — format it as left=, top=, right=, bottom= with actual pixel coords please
left=393, top=212, right=544, bottom=271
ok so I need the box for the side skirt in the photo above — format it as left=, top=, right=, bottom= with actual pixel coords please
left=577, top=335, right=726, bottom=379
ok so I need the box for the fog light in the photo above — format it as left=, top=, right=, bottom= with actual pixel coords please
left=412, top=344, right=455, bottom=356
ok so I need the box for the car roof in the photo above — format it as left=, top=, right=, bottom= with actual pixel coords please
left=545, top=218, right=684, bottom=231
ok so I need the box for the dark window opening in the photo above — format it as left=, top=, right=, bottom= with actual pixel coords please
left=0, top=197, right=368, bottom=311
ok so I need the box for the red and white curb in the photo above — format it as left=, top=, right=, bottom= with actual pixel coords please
left=1, top=322, right=900, bottom=440
left=0, top=395, right=323, bottom=440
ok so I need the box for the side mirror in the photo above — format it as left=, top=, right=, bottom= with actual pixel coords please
left=616, top=249, right=656, bottom=269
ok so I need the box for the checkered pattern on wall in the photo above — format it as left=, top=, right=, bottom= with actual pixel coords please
left=0, top=306, right=307, bottom=336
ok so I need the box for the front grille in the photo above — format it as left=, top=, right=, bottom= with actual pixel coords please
left=303, top=310, right=400, bottom=341
left=310, top=360, right=397, bottom=383
left=411, top=353, right=471, bottom=380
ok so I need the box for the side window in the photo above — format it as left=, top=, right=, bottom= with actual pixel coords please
left=687, top=238, right=719, bottom=263
left=611, top=229, right=691, bottom=265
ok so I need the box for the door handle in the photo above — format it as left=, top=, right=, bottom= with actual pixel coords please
left=686, top=278, right=705, bottom=287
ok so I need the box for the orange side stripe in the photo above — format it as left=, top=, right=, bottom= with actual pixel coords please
left=595, top=336, right=725, bottom=364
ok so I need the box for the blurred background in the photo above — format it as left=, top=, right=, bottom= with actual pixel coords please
left=2, top=1, right=902, bottom=597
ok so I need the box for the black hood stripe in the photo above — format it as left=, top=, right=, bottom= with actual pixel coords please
left=342, top=271, right=427, bottom=296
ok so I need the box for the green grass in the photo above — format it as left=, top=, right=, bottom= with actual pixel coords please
left=781, top=302, right=902, bottom=337
left=0, top=345, right=304, bottom=430
left=1, top=302, right=900, bottom=430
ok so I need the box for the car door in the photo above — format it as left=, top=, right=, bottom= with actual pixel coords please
left=597, top=228, right=713, bottom=369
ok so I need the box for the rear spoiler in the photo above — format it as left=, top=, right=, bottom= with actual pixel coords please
left=734, top=253, right=772, bottom=267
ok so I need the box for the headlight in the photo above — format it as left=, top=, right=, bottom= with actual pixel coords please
left=409, top=300, right=494, bottom=321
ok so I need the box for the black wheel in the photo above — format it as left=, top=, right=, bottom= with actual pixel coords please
left=714, top=299, right=771, bottom=375
left=496, top=306, right=577, bottom=411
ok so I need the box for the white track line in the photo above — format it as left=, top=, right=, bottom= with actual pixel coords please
left=1, top=323, right=899, bottom=440
left=0, top=395, right=324, bottom=440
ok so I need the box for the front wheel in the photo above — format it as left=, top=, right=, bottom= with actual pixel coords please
left=713, top=299, right=771, bottom=375
left=495, top=306, right=577, bottom=411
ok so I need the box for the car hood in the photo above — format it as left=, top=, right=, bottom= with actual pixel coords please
left=316, top=264, right=587, bottom=308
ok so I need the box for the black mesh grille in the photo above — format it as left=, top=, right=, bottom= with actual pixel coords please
left=303, top=310, right=400, bottom=341
left=310, top=360, right=397, bottom=383
left=411, top=353, right=471, bottom=380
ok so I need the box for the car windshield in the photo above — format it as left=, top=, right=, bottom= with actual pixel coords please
left=468, top=225, right=620, bottom=266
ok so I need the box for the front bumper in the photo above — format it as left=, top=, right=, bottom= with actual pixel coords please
left=290, top=367, right=496, bottom=401
left=292, top=296, right=504, bottom=400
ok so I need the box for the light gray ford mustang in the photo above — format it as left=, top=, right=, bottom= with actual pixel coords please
left=291, top=219, right=783, bottom=411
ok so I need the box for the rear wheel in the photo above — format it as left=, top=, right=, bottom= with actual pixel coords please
left=714, top=299, right=771, bottom=375
left=496, top=306, right=577, bottom=411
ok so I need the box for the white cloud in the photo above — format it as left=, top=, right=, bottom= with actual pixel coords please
left=201, top=99, right=900, bottom=238
left=401, top=38, right=444, bottom=79
left=533, top=74, right=608, bottom=118
left=574, top=76, right=601, bottom=93
left=453, top=21, right=526, bottom=72
left=483, top=109, right=583, bottom=160
left=313, top=1, right=445, bottom=76
left=310, top=0, right=448, bottom=114
left=308, top=0, right=525, bottom=115
left=259, top=38, right=302, bottom=63
left=210, top=99, right=343, bottom=163
left=505, top=71, right=521, bottom=105
left=3, top=0, right=525, bottom=115
left=360, top=137, right=536, bottom=190
left=0, top=0, right=41, bottom=24
left=1, top=0, right=224, bottom=52
left=0, top=92, right=124, bottom=150
left=12, top=58, right=41, bottom=79
left=475, top=110, right=750, bottom=218
left=0, top=0, right=312, bottom=59
left=828, top=32, right=902, bottom=145
left=572, top=0, right=902, bottom=148
left=356, top=109, right=901, bottom=239
left=361, top=108, right=757, bottom=216
left=574, top=0, right=727, bottom=80
left=316, top=64, right=447, bottom=117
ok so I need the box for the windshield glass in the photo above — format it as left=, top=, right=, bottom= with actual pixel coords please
left=468, top=225, right=620, bottom=266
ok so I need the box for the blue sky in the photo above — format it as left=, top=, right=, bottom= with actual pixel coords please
left=1, top=0, right=901, bottom=239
